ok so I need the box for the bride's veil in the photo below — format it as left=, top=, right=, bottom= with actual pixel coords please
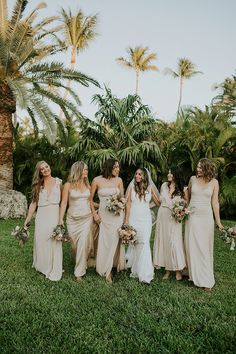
left=144, top=168, right=160, bottom=199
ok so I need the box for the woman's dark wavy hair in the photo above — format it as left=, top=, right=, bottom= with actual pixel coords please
left=197, top=158, right=215, bottom=182
left=168, top=166, right=185, bottom=198
left=134, top=168, right=149, bottom=200
left=101, top=158, right=119, bottom=179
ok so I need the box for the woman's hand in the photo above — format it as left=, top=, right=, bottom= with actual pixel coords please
left=24, top=221, right=29, bottom=228
left=93, top=213, right=101, bottom=224
left=59, top=220, right=64, bottom=227
left=217, top=223, right=224, bottom=230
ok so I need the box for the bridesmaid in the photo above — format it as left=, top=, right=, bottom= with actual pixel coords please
left=59, top=161, right=96, bottom=281
left=185, top=158, right=223, bottom=291
left=24, top=161, right=63, bottom=281
left=153, top=167, right=187, bottom=280
left=90, top=158, right=126, bottom=283
left=125, top=168, right=160, bottom=284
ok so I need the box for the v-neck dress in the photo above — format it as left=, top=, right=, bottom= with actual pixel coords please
left=184, top=177, right=215, bottom=288
left=33, top=177, right=63, bottom=281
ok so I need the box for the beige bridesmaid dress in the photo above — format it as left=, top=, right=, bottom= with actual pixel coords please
left=66, top=188, right=95, bottom=277
left=33, top=178, right=63, bottom=281
left=185, top=177, right=215, bottom=288
left=96, top=187, right=126, bottom=277
left=153, top=182, right=186, bottom=271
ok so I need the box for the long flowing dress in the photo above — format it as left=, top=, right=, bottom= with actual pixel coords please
left=126, top=186, right=154, bottom=283
left=185, top=177, right=215, bottom=288
left=33, top=177, right=62, bottom=281
left=153, top=182, right=186, bottom=271
left=96, top=187, right=126, bottom=277
left=66, top=188, right=95, bottom=277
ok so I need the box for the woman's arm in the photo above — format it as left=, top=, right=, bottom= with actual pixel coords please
left=124, top=189, right=131, bottom=224
left=24, top=201, right=37, bottom=227
left=183, top=186, right=189, bottom=202
left=59, top=182, right=70, bottom=226
left=119, top=177, right=124, bottom=197
left=186, top=177, right=193, bottom=204
left=151, top=188, right=160, bottom=206
left=211, top=179, right=224, bottom=229
left=90, top=179, right=101, bottom=224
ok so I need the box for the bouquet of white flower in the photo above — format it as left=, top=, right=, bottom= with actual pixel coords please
left=118, top=224, right=137, bottom=245
left=106, top=194, right=126, bottom=215
left=50, top=225, right=71, bottom=242
left=171, top=196, right=192, bottom=223
left=11, top=223, right=30, bottom=246
left=219, top=226, right=236, bottom=251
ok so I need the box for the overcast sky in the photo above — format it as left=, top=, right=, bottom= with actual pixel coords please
left=8, top=0, right=236, bottom=121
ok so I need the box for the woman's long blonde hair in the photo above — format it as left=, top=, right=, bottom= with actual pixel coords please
left=68, top=161, right=89, bottom=188
left=31, top=160, right=48, bottom=203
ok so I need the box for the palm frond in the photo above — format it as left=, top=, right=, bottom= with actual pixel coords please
left=10, top=0, right=28, bottom=27
left=221, top=176, right=236, bottom=205
left=163, top=67, right=179, bottom=78
left=27, top=107, right=39, bottom=137
left=7, top=78, right=29, bottom=109
left=214, top=127, right=236, bottom=156
left=29, top=97, right=59, bottom=144
left=0, top=0, right=8, bottom=37
left=116, top=57, right=133, bottom=69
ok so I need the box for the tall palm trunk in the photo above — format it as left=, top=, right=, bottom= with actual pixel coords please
left=135, top=68, right=140, bottom=94
left=0, top=111, right=14, bottom=190
left=59, top=46, right=76, bottom=119
left=178, top=76, right=183, bottom=111
left=0, top=82, right=16, bottom=190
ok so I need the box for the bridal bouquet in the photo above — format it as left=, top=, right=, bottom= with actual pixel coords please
left=219, top=226, right=236, bottom=251
left=171, top=196, right=192, bottom=223
left=11, top=223, right=30, bottom=246
left=106, top=194, right=126, bottom=216
left=50, top=225, right=71, bottom=242
left=118, top=224, right=137, bottom=245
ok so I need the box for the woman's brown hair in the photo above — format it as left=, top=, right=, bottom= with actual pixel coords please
left=134, top=168, right=149, bottom=200
left=31, top=161, right=48, bottom=203
left=197, top=158, right=215, bottom=182
left=101, top=158, right=118, bottom=179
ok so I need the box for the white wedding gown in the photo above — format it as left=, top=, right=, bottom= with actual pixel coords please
left=126, top=186, right=154, bottom=283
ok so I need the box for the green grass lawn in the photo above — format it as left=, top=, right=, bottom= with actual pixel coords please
left=0, top=219, right=235, bottom=354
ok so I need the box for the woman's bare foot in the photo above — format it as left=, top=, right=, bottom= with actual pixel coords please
left=204, top=287, right=211, bottom=292
left=163, top=271, right=171, bottom=280
left=76, top=276, right=83, bottom=282
left=176, top=271, right=182, bottom=281
left=106, top=273, right=113, bottom=283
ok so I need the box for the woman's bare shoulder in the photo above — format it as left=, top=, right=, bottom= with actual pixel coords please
left=117, top=176, right=123, bottom=183
left=92, top=175, right=103, bottom=183
left=212, top=178, right=219, bottom=186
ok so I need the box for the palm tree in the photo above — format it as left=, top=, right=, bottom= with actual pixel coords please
left=116, top=46, right=158, bottom=94
left=71, top=88, right=162, bottom=183
left=58, top=8, right=98, bottom=115
left=175, top=106, right=236, bottom=171
left=164, top=58, right=202, bottom=111
left=212, top=74, right=236, bottom=119
left=0, top=0, right=99, bottom=191
left=59, top=8, right=98, bottom=68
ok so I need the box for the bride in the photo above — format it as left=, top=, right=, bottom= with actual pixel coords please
left=124, top=168, right=160, bottom=284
